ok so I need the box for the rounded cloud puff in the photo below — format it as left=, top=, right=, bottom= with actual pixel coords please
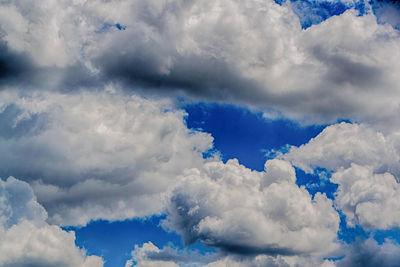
left=165, top=159, right=340, bottom=256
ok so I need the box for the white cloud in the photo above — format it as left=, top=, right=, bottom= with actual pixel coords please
left=125, top=242, right=179, bottom=267
left=0, top=89, right=213, bottom=226
left=164, top=159, right=340, bottom=257
left=284, top=122, right=400, bottom=175
left=0, top=176, right=103, bottom=267
left=332, top=164, right=400, bottom=229
left=285, top=122, right=400, bottom=229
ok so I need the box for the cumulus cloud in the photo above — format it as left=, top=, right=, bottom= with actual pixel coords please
left=0, top=0, right=399, bottom=125
left=0, top=176, right=103, bottom=267
left=332, top=164, right=400, bottom=229
left=284, top=122, right=400, bottom=175
left=285, top=122, right=400, bottom=229
left=0, top=89, right=213, bottom=225
left=164, top=159, right=340, bottom=257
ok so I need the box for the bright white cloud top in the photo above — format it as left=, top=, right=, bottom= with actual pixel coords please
left=165, top=159, right=339, bottom=256
left=0, top=0, right=400, bottom=266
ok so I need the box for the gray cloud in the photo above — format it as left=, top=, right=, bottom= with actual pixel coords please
left=0, top=40, right=35, bottom=85
left=0, top=1, right=399, bottom=126
left=0, top=89, right=213, bottom=226
left=337, top=238, right=400, bottom=267
left=0, top=176, right=103, bottom=267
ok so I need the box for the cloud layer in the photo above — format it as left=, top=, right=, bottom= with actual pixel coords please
left=0, top=0, right=399, bottom=125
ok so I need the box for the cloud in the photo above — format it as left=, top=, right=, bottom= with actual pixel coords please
left=336, top=238, right=400, bottom=267
left=1, top=0, right=400, bottom=264
left=0, top=176, right=103, bottom=267
left=0, top=88, right=213, bottom=226
left=285, top=122, right=400, bottom=229
left=0, top=1, right=399, bottom=125
left=125, top=242, right=216, bottom=267
left=284, top=122, right=400, bottom=175
left=125, top=238, right=400, bottom=267
left=0, top=40, right=35, bottom=85
left=372, top=0, right=400, bottom=29
left=332, top=164, right=400, bottom=229
left=125, top=242, right=337, bottom=267
left=164, top=159, right=340, bottom=257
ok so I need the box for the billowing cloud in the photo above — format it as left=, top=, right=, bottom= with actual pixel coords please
left=0, top=176, right=103, bottom=267
left=284, top=122, right=400, bottom=175
left=332, top=164, right=400, bottom=229
left=0, top=1, right=399, bottom=125
left=164, top=159, right=340, bottom=257
left=0, top=89, right=213, bottom=226
left=285, top=122, right=400, bottom=229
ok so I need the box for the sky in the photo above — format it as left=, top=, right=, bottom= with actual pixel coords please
left=1, top=0, right=400, bottom=266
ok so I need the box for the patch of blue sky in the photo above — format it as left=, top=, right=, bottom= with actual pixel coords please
left=64, top=216, right=175, bottom=266
left=96, top=22, right=127, bottom=33
left=274, top=0, right=366, bottom=29
left=337, top=212, right=400, bottom=245
left=373, top=229, right=400, bottom=244
left=276, top=0, right=400, bottom=30
left=295, top=167, right=338, bottom=200
left=337, top=212, right=369, bottom=243
left=65, top=215, right=215, bottom=267
left=184, top=102, right=325, bottom=171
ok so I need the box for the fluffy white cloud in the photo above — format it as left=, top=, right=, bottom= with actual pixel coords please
left=164, top=159, right=340, bottom=257
left=332, top=164, right=400, bottom=229
left=0, top=89, right=212, bottom=225
left=0, top=1, right=400, bottom=125
left=284, top=122, right=400, bottom=175
left=125, top=242, right=179, bottom=267
left=0, top=176, right=103, bottom=267
left=285, top=122, right=400, bottom=229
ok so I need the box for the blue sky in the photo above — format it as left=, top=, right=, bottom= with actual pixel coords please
left=1, top=0, right=400, bottom=266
